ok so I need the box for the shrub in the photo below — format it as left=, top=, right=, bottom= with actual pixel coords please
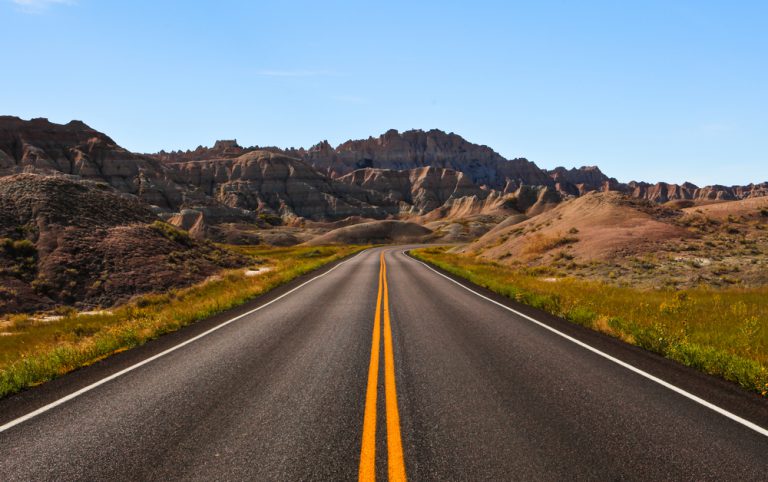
left=553, top=251, right=574, bottom=261
left=150, top=221, right=192, bottom=245
left=2, top=239, right=39, bottom=280
left=0, top=286, right=18, bottom=301
left=567, top=306, right=598, bottom=327
left=30, top=278, right=52, bottom=295
left=299, top=249, right=324, bottom=258
left=1, top=238, right=37, bottom=258
left=524, top=234, right=579, bottom=255
left=72, top=324, right=99, bottom=338
left=258, top=213, right=283, bottom=226
left=631, top=322, right=674, bottom=353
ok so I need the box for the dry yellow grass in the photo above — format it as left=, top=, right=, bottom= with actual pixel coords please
left=522, top=233, right=579, bottom=255
left=0, top=245, right=365, bottom=398
left=413, top=246, right=768, bottom=396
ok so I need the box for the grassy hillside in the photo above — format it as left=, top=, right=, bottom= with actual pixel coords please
left=412, top=246, right=768, bottom=396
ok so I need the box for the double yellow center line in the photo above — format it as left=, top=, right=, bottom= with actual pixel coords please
left=359, top=252, right=407, bottom=482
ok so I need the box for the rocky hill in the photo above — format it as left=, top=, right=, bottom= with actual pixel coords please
left=625, top=181, right=768, bottom=202
left=0, top=174, right=246, bottom=313
left=284, top=129, right=767, bottom=206
left=2, top=117, right=766, bottom=231
left=464, top=191, right=688, bottom=263
left=460, top=191, right=768, bottom=288
left=286, top=129, right=552, bottom=190
left=545, top=165, right=768, bottom=202
left=140, top=122, right=768, bottom=213
left=0, top=116, right=189, bottom=209
left=169, top=150, right=398, bottom=221
left=0, top=118, right=397, bottom=225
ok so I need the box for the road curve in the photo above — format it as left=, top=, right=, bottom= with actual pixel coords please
left=0, top=247, right=766, bottom=480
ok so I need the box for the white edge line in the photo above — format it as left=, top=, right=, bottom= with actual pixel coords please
left=403, top=250, right=768, bottom=438
left=0, top=250, right=367, bottom=434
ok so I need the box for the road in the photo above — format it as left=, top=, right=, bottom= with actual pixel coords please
left=0, top=247, right=767, bottom=480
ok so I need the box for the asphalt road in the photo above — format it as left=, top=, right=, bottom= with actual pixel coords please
left=0, top=247, right=767, bottom=480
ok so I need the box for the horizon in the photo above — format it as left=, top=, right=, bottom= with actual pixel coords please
left=1, top=0, right=766, bottom=186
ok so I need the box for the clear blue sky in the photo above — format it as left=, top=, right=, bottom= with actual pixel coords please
left=1, top=0, right=766, bottom=186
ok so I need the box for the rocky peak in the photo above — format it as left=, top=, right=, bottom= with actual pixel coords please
left=547, top=165, right=620, bottom=196
left=0, top=116, right=189, bottom=209
left=309, top=140, right=333, bottom=153
left=381, top=129, right=401, bottom=142
left=154, top=139, right=251, bottom=163
left=65, top=120, right=91, bottom=129
left=299, top=128, right=553, bottom=190
left=0, top=116, right=117, bottom=150
left=212, top=139, right=241, bottom=150
left=549, top=165, right=608, bottom=182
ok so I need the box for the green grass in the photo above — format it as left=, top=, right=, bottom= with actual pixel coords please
left=0, top=244, right=366, bottom=398
left=412, top=246, right=768, bottom=396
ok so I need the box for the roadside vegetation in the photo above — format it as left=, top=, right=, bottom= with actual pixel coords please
left=412, top=246, right=768, bottom=396
left=0, top=244, right=365, bottom=398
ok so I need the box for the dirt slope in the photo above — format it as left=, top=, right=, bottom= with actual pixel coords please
left=462, top=192, right=768, bottom=288
left=305, top=220, right=433, bottom=245
left=465, top=191, right=688, bottom=262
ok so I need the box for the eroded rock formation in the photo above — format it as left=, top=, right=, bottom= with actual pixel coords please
left=2, top=117, right=765, bottom=230
left=0, top=116, right=187, bottom=209
left=337, top=166, right=488, bottom=214
left=169, top=151, right=398, bottom=220
left=288, top=129, right=552, bottom=189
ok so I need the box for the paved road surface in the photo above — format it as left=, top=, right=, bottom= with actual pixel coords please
left=1, top=247, right=767, bottom=480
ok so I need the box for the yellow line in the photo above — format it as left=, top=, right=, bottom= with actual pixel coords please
left=359, top=252, right=408, bottom=481
left=359, top=254, right=384, bottom=481
left=382, top=254, right=407, bottom=482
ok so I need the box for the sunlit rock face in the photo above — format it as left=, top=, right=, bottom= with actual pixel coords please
left=170, top=150, right=398, bottom=220
left=288, top=128, right=553, bottom=190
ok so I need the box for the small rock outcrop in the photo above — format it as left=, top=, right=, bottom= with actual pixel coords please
left=547, top=166, right=622, bottom=196
left=153, top=139, right=248, bottom=163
